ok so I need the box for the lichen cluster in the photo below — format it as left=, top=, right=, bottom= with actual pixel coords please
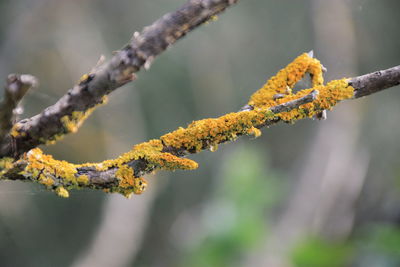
left=248, top=53, right=325, bottom=108
left=10, top=95, right=108, bottom=147
left=0, top=53, right=355, bottom=198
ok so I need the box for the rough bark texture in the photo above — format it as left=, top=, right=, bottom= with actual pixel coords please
left=350, top=65, right=400, bottom=98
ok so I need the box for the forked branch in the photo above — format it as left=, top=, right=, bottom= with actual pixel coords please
left=0, top=0, right=399, bottom=198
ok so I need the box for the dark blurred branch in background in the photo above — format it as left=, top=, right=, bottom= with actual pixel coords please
left=0, top=0, right=239, bottom=158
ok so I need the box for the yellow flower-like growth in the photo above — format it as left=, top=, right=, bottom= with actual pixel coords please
left=0, top=53, right=355, bottom=198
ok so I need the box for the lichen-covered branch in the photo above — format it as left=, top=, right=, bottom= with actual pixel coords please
left=0, top=0, right=239, bottom=158
left=1, top=53, right=399, bottom=198
left=0, top=0, right=399, bottom=198
left=0, top=74, right=37, bottom=142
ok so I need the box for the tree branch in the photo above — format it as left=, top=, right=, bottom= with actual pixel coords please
left=0, top=0, right=399, bottom=198
left=349, top=65, right=400, bottom=98
left=0, top=74, right=37, bottom=142
left=0, top=0, right=239, bottom=158
left=1, top=60, right=399, bottom=198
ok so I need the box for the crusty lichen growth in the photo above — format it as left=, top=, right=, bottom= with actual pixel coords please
left=56, top=186, right=69, bottom=198
left=95, top=139, right=198, bottom=171
left=114, top=165, right=148, bottom=198
left=0, top=53, right=355, bottom=198
left=10, top=96, right=108, bottom=145
left=24, top=148, right=79, bottom=187
left=247, top=53, right=354, bottom=122
left=160, top=109, right=274, bottom=152
left=248, top=53, right=325, bottom=108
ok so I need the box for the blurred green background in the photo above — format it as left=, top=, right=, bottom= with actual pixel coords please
left=0, top=0, right=400, bottom=266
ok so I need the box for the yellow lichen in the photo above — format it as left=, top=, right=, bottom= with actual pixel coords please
left=13, top=53, right=355, bottom=198
left=0, top=157, right=14, bottom=170
left=160, top=109, right=273, bottom=152
left=77, top=174, right=89, bottom=184
left=42, top=96, right=108, bottom=145
left=38, top=173, right=55, bottom=187
left=269, top=79, right=354, bottom=122
left=79, top=74, right=90, bottom=84
left=248, top=127, right=262, bottom=138
left=95, top=139, right=198, bottom=172
left=56, top=186, right=69, bottom=198
left=10, top=123, right=26, bottom=138
left=25, top=148, right=77, bottom=182
left=248, top=53, right=324, bottom=109
left=210, top=15, right=218, bottom=21
left=113, top=165, right=149, bottom=197
left=0, top=157, right=15, bottom=177
left=115, top=165, right=135, bottom=188
left=133, top=177, right=147, bottom=195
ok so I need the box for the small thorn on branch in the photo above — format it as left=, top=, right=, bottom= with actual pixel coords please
left=313, top=110, right=327, bottom=120
left=0, top=74, right=38, bottom=141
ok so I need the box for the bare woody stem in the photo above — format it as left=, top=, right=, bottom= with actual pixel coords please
left=0, top=0, right=239, bottom=158
left=349, top=65, right=400, bottom=98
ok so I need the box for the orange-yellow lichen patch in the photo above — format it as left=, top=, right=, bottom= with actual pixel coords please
left=78, top=73, right=90, bottom=84
left=96, top=139, right=198, bottom=172
left=160, top=109, right=273, bottom=152
left=248, top=127, right=262, bottom=138
left=42, top=96, right=108, bottom=145
left=0, top=157, right=14, bottom=170
left=271, top=79, right=354, bottom=122
left=10, top=123, right=26, bottom=138
left=77, top=174, right=89, bottom=184
left=25, top=148, right=77, bottom=183
left=115, top=165, right=135, bottom=188
left=133, top=177, right=147, bottom=195
left=114, top=165, right=148, bottom=197
left=14, top=53, right=356, bottom=199
left=39, top=173, right=55, bottom=187
left=248, top=53, right=324, bottom=109
left=0, top=157, right=15, bottom=177
left=56, top=186, right=69, bottom=198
